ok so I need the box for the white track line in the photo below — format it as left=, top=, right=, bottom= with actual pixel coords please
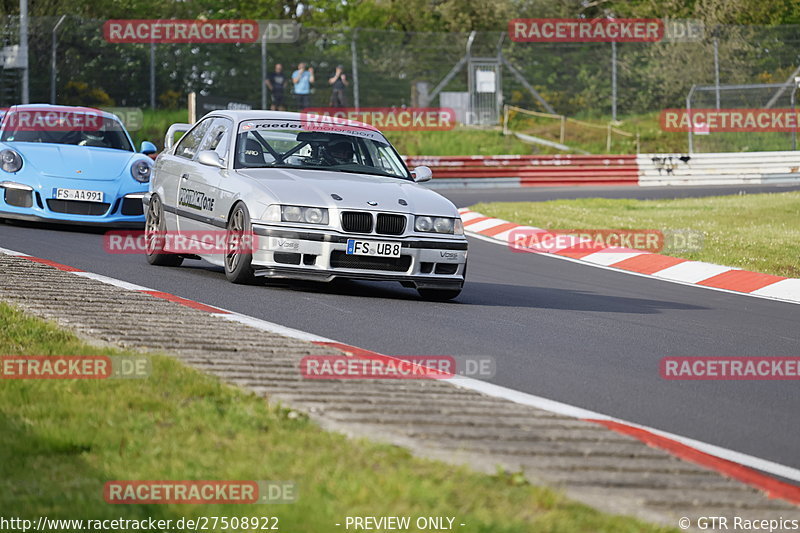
left=464, top=225, right=800, bottom=306
left=73, top=271, right=153, bottom=292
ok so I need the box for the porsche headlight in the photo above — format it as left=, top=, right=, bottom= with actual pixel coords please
left=415, top=215, right=457, bottom=234
left=267, top=205, right=329, bottom=225
left=0, top=149, right=23, bottom=173
left=130, top=160, right=151, bottom=183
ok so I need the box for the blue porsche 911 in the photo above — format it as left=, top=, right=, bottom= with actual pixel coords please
left=0, top=104, right=157, bottom=227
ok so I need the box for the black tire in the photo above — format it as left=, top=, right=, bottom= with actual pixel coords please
left=224, top=202, right=258, bottom=284
left=145, top=195, right=183, bottom=267
left=417, top=288, right=462, bottom=301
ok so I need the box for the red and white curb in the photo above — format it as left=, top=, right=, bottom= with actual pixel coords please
left=459, top=208, right=800, bottom=305
left=1, top=245, right=799, bottom=505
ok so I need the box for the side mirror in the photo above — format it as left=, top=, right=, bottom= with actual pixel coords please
left=412, top=165, right=432, bottom=183
left=140, top=141, right=157, bottom=155
left=197, top=150, right=225, bottom=169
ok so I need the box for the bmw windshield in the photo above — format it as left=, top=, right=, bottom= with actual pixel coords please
left=234, top=119, right=411, bottom=180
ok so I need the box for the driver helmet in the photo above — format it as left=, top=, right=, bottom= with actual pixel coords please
left=326, top=140, right=354, bottom=163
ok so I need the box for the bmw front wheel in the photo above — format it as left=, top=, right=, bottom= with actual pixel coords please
left=224, top=202, right=257, bottom=284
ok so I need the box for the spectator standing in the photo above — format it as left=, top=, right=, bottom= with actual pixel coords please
left=265, top=63, right=286, bottom=110
left=328, top=65, right=349, bottom=108
left=292, top=62, right=314, bottom=110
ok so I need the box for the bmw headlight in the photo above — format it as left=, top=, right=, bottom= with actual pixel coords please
left=433, top=217, right=454, bottom=234
left=130, top=160, right=152, bottom=183
left=415, top=215, right=458, bottom=234
left=414, top=216, right=433, bottom=232
left=0, top=149, right=23, bottom=173
left=283, top=205, right=303, bottom=222
left=303, top=207, right=325, bottom=224
left=264, top=205, right=329, bottom=225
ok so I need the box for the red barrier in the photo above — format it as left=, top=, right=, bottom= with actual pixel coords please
left=403, top=154, right=639, bottom=186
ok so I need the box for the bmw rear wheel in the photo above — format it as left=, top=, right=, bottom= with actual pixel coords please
left=145, top=195, right=183, bottom=267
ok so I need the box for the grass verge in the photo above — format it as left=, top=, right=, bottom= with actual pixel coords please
left=386, top=128, right=531, bottom=156
left=129, top=109, right=188, bottom=150
left=127, top=110, right=535, bottom=156
left=126, top=108, right=793, bottom=156
left=471, top=192, right=800, bottom=278
left=0, top=302, right=675, bottom=532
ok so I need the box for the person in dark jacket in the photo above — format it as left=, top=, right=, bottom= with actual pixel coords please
left=328, top=65, right=349, bottom=108
left=265, top=63, right=286, bottom=110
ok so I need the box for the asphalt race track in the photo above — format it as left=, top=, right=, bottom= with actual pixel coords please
left=1, top=183, right=798, bottom=478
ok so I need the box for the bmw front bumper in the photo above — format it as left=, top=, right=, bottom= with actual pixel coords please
left=251, top=225, right=467, bottom=290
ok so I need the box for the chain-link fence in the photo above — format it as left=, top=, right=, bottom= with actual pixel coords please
left=2, top=16, right=800, bottom=153
left=685, top=83, right=797, bottom=153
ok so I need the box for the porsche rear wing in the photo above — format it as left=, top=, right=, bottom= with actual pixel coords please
left=164, top=123, right=192, bottom=152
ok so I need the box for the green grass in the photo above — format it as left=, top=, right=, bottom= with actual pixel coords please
left=505, top=110, right=797, bottom=155
left=0, top=302, right=675, bottom=532
left=471, top=192, right=800, bottom=278
left=129, top=109, right=188, bottom=151
left=386, top=128, right=531, bottom=156
left=504, top=111, right=685, bottom=155
left=128, top=111, right=534, bottom=155
left=125, top=108, right=793, bottom=156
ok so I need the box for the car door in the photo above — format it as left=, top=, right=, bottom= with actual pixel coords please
left=156, top=117, right=213, bottom=232
left=177, top=117, right=233, bottom=236
left=200, top=117, right=237, bottom=232
left=173, top=118, right=223, bottom=235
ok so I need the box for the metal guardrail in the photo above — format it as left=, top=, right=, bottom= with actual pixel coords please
left=404, top=154, right=639, bottom=188
left=407, top=151, right=800, bottom=189
left=638, top=151, right=800, bottom=186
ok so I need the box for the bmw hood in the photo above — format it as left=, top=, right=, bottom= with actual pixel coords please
left=9, top=143, right=137, bottom=181
left=237, top=168, right=458, bottom=217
